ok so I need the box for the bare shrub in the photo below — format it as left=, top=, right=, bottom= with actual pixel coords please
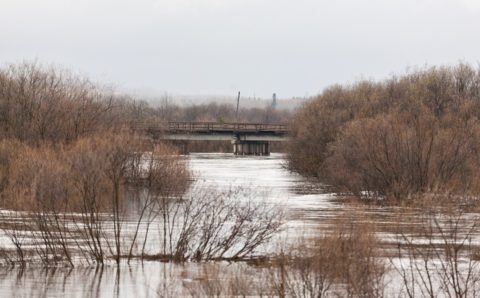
left=0, top=131, right=192, bottom=265
left=0, top=144, right=77, bottom=265
left=154, top=185, right=283, bottom=262
left=2, top=129, right=286, bottom=267
left=0, top=139, right=29, bottom=198
left=0, top=210, right=33, bottom=266
left=286, top=85, right=364, bottom=177
left=0, top=62, right=287, bottom=267
left=390, top=196, right=480, bottom=298
left=65, top=132, right=166, bottom=264
left=126, top=142, right=190, bottom=262
left=0, top=62, right=121, bottom=144
left=325, top=109, right=480, bottom=201
left=288, top=63, right=480, bottom=203
left=269, top=208, right=386, bottom=297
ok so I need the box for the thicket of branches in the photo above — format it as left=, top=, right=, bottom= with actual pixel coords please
left=0, top=62, right=284, bottom=266
left=152, top=97, right=292, bottom=123
left=0, top=62, right=291, bottom=144
left=0, top=62, right=188, bottom=204
left=0, top=63, right=145, bottom=144
left=287, top=63, right=480, bottom=202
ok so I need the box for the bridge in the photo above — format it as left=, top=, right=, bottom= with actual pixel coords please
left=136, top=122, right=289, bottom=155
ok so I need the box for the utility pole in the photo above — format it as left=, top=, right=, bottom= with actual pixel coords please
left=235, top=91, right=240, bottom=122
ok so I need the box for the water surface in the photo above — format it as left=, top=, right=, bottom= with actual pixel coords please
left=0, top=153, right=335, bottom=297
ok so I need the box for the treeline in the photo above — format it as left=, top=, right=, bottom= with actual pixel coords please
left=287, top=63, right=480, bottom=202
left=0, top=63, right=141, bottom=144
left=152, top=101, right=291, bottom=153
left=154, top=101, right=291, bottom=124
left=0, top=62, right=291, bottom=145
left=0, top=62, right=191, bottom=212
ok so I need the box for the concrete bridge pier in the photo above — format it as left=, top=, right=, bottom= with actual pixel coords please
left=232, top=139, right=270, bottom=156
left=147, top=121, right=287, bottom=155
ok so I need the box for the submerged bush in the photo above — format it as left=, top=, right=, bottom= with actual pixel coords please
left=326, top=110, right=480, bottom=201
left=287, top=63, right=480, bottom=202
left=269, top=208, right=385, bottom=297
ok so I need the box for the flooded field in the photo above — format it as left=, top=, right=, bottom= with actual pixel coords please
left=1, top=153, right=479, bottom=297
left=0, top=153, right=336, bottom=297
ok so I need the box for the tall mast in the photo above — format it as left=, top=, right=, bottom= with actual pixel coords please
left=235, top=91, right=240, bottom=122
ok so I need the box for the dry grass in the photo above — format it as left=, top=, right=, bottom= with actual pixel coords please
left=268, top=207, right=386, bottom=298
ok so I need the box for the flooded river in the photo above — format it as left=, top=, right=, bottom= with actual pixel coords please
left=1, top=153, right=476, bottom=297
left=0, top=153, right=339, bottom=297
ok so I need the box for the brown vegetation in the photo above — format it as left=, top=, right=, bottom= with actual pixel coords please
left=0, top=132, right=191, bottom=265
left=269, top=208, right=386, bottom=298
left=0, top=62, right=122, bottom=144
left=0, top=62, right=285, bottom=267
left=4, top=61, right=480, bottom=296
left=288, top=63, right=480, bottom=202
left=154, top=100, right=291, bottom=124
left=390, top=195, right=480, bottom=297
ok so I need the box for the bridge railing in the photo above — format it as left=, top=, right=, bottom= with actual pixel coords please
left=167, top=122, right=288, bottom=133
left=130, top=121, right=289, bottom=134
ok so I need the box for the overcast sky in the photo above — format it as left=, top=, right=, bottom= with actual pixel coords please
left=1, top=0, right=479, bottom=99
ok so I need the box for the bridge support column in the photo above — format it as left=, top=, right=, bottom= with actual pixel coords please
left=232, top=140, right=270, bottom=156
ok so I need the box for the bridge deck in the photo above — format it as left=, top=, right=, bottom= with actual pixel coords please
left=135, top=121, right=289, bottom=150
left=167, top=122, right=288, bottom=134
left=134, top=121, right=288, bottom=134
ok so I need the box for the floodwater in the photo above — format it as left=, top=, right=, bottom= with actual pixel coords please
left=1, top=153, right=475, bottom=297
left=0, top=153, right=339, bottom=297
left=187, top=153, right=339, bottom=232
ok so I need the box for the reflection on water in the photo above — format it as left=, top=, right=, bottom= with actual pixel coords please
left=0, top=260, right=275, bottom=298
left=0, top=153, right=333, bottom=297
left=187, top=153, right=338, bottom=225
left=0, top=153, right=417, bottom=297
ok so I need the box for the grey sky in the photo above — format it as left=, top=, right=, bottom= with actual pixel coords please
left=1, top=0, right=479, bottom=99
